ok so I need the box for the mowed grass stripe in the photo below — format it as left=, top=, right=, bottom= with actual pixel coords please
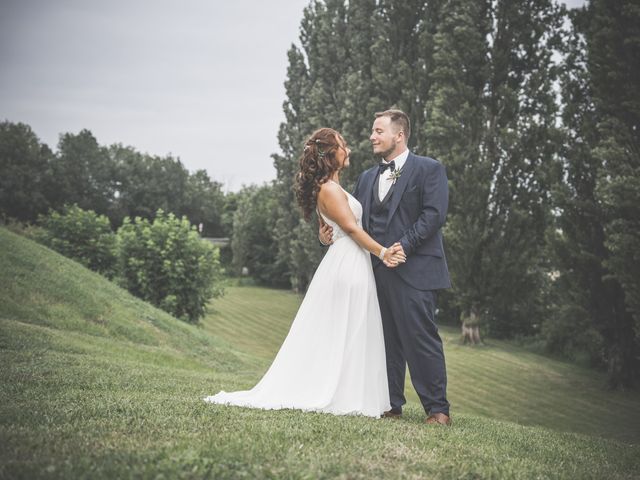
left=207, top=312, right=284, bottom=344
left=203, top=285, right=640, bottom=444
left=445, top=345, right=640, bottom=417
left=428, top=330, right=640, bottom=438
left=443, top=356, right=639, bottom=441
left=434, top=346, right=638, bottom=440
left=209, top=306, right=290, bottom=341
left=213, top=285, right=302, bottom=317
left=208, top=288, right=296, bottom=331
left=216, top=296, right=639, bottom=432
left=205, top=288, right=298, bottom=358
left=205, top=316, right=288, bottom=359
left=213, top=288, right=299, bottom=326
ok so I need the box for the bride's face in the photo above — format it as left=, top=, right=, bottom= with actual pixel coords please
left=335, top=135, right=351, bottom=169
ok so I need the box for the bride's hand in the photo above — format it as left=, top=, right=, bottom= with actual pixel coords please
left=383, top=243, right=406, bottom=268
left=319, top=223, right=333, bottom=246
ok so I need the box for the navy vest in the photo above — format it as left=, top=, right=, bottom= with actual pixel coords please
left=369, top=173, right=395, bottom=265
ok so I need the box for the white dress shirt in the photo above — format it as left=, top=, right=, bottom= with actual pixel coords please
left=378, top=149, right=409, bottom=201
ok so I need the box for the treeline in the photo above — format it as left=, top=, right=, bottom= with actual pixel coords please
left=263, top=0, right=637, bottom=388
left=0, top=123, right=230, bottom=237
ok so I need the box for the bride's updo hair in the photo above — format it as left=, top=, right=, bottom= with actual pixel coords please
left=295, top=128, right=343, bottom=221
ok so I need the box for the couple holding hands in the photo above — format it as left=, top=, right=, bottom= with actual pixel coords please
left=206, top=109, right=451, bottom=426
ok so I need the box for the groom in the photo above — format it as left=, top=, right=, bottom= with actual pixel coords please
left=320, top=109, right=452, bottom=425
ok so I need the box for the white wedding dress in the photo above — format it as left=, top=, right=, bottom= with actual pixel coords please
left=204, top=184, right=390, bottom=418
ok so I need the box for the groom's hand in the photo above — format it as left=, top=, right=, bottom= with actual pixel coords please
left=319, top=224, right=334, bottom=246
left=384, top=243, right=406, bottom=268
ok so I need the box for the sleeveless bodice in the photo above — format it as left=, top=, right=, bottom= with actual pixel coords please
left=319, top=184, right=363, bottom=242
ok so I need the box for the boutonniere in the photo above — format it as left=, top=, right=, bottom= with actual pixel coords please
left=388, top=167, right=404, bottom=185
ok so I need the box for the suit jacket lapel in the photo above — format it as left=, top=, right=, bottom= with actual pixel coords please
left=361, top=167, right=378, bottom=231
left=386, top=153, right=416, bottom=226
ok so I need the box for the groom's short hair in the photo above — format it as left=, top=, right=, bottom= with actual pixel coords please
left=375, top=109, right=411, bottom=143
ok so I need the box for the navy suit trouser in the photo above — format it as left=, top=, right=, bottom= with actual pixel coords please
left=374, top=265, right=450, bottom=416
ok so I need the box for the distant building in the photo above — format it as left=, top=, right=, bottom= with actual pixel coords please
left=203, top=237, right=230, bottom=248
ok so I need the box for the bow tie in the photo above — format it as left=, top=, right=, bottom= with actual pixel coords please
left=379, top=160, right=395, bottom=174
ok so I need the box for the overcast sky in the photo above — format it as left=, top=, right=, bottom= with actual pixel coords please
left=1, top=0, right=586, bottom=191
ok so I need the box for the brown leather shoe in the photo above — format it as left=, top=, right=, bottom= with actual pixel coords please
left=381, top=410, right=402, bottom=419
left=425, top=413, right=452, bottom=426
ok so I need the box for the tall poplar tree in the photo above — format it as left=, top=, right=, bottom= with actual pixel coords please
left=547, top=9, right=611, bottom=371
left=479, top=0, right=562, bottom=337
left=425, top=0, right=562, bottom=337
left=424, top=0, right=491, bottom=327
left=273, top=0, right=434, bottom=289
left=549, top=1, right=639, bottom=388
left=586, top=0, right=639, bottom=386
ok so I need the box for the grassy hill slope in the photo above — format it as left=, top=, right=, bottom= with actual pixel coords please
left=1, top=227, right=639, bottom=479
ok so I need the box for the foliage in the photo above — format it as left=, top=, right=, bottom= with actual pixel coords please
left=588, top=0, right=640, bottom=387
left=50, top=130, right=115, bottom=216
left=230, top=184, right=289, bottom=287
left=547, top=2, right=640, bottom=388
left=107, top=145, right=188, bottom=224
left=0, top=121, right=55, bottom=222
left=182, top=169, right=226, bottom=237
left=36, top=204, right=117, bottom=278
left=116, top=210, right=224, bottom=323
left=542, top=303, right=605, bottom=367
left=0, top=128, right=230, bottom=236
left=275, top=0, right=562, bottom=339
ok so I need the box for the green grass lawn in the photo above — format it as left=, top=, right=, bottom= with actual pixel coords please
left=206, top=286, right=640, bottom=444
left=1, top=227, right=639, bottom=479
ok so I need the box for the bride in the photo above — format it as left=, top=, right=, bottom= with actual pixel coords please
left=204, top=128, right=405, bottom=418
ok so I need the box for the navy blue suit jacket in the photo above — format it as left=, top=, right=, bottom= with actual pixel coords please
left=353, top=152, right=452, bottom=291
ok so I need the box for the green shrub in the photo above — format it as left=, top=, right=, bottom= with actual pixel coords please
left=542, top=304, right=606, bottom=367
left=116, top=210, right=224, bottom=323
left=0, top=217, right=46, bottom=240
left=36, top=205, right=117, bottom=278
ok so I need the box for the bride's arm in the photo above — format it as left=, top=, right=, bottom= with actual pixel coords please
left=317, top=182, right=405, bottom=265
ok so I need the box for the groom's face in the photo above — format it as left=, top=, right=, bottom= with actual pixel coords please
left=370, top=116, right=402, bottom=159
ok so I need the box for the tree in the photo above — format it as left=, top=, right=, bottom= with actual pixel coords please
left=275, top=1, right=563, bottom=342
left=546, top=10, right=609, bottom=369
left=117, top=210, right=224, bottom=323
left=586, top=0, right=640, bottom=387
left=424, top=0, right=491, bottom=329
left=0, top=121, right=54, bottom=222
left=424, top=0, right=563, bottom=337
left=108, top=145, right=189, bottom=225
left=272, top=0, right=434, bottom=291
left=478, top=0, right=562, bottom=337
left=182, top=169, right=225, bottom=237
left=51, top=130, right=115, bottom=215
left=272, top=6, right=321, bottom=291
left=36, top=204, right=117, bottom=278
left=547, top=1, right=639, bottom=388
left=231, top=184, right=289, bottom=287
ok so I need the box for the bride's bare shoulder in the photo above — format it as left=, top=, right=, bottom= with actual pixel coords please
left=318, top=180, right=343, bottom=200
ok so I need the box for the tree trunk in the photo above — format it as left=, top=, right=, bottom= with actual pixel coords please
left=461, top=309, right=483, bottom=345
